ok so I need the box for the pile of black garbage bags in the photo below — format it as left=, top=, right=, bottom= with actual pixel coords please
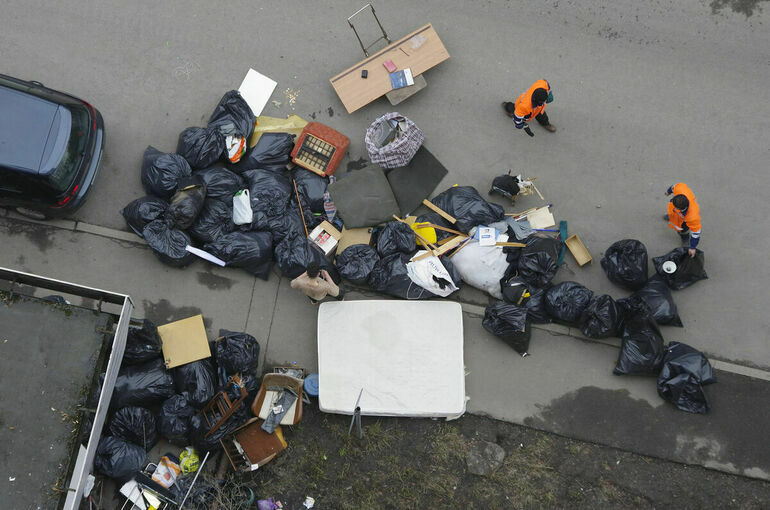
left=484, top=237, right=713, bottom=413
left=121, top=90, right=339, bottom=281
left=89, top=319, right=262, bottom=482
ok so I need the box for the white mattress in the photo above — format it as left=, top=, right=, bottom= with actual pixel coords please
left=317, top=300, right=466, bottom=418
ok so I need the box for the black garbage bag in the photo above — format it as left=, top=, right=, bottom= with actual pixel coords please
left=108, top=407, right=158, bottom=450
left=415, top=212, right=455, bottom=242
left=242, top=168, right=293, bottom=217
left=173, top=474, right=218, bottom=508
left=173, top=359, right=217, bottom=408
left=113, top=358, right=176, bottom=409
left=143, top=219, right=196, bottom=267
left=94, top=437, right=147, bottom=482
left=482, top=302, right=532, bottom=355
left=652, top=248, right=708, bottom=290
left=189, top=198, right=233, bottom=244
left=293, top=168, right=328, bottom=213
left=205, top=231, right=273, bottom=279
left=601, top=239, right=649, bottom=290
left=188, top=405, right=250, bottom=453
left=193, top=166, right=244, bottom=202
left=500, top=276, right=530, bottom=305
left=227, top=132, right=296, bottom=174
left=123, top=319, right=162, bottom=366
left=121, top=196, right=168, bottom=238
left=166, top=184, right=207, bottom=230
left=259, top=203, right=306, bottom=244
left=367, top=252, right=436, bottom=300
left=141, top=146, right=192, bottom=199
left=657, top=342, right=717, bottom=414
left=430, top=186, right=505, bottom=233
left=545, top=281, right=594, bottom=326
left=336, top=244, right=379, bottom=284
left=614, top=313, right=666, bottom=375
left=489, top=173, right=520, bottom=199
left=579, top=294, right=622, bottom=338
left=376, top=221, right=416, bottom=257
left=158, top=395, right=198, bottom=445
left=207, top=90, right=255, bottom=140
left=214, top=330, right=260, bottom=374
left=274, top=230, right=333, bottom=279
left=625, top=275, right=683, bottom=327
left=177, top=127, right=226, bottom=170
left=524, top=284, right=552, bottom=324
left=518, top=234, right=561, bottom=288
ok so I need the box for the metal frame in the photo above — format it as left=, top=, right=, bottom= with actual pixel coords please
left=347, top=3, right=391, bottom=57
left=0, top=267, right=134, bottom=510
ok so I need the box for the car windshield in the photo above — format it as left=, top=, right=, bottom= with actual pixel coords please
left=46, top=104, right=89, bottom=192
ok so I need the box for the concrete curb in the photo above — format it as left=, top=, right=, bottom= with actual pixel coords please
left=5, top=213, right=770, bottom=382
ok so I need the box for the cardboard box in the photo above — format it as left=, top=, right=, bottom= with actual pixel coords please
left=308, top=220, right=342, bottom=256
left=157, top=315, right=211, bottom=369
left=336, top=226, right=373, bottom=254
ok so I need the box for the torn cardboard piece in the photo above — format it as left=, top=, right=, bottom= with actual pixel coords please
left=337, top=227, right=373, bottom=254
left=157, top=315, right=211, bottom=369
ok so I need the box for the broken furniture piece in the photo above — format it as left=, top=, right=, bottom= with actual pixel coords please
left=251, top=373, right=305, bottom=426
left=201, top=374, right=247, bottom=437
left=330, top=23, right=450, bottom=113
left=291, top=122, right=350, bottom=177
left=221, top=419, right=287, bottom=472
left=565, top=234, right=593, bottom=266
left=347, top=3, right=391, bottom=57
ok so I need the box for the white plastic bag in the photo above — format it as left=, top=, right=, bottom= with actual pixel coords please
left=451, top=230, right=509, bottom=299
left=407, top=252, right=459, bottom=297
left=232, top=189, right=253, bottom=225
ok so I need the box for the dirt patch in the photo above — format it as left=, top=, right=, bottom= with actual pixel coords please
left=191, top=405, right=770, bottom=509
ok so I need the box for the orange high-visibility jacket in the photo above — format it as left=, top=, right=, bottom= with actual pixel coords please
left=514, top=79, right=551, bottom=126
left=667, top=182, right=701, bottom=234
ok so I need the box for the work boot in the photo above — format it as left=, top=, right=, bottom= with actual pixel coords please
left=542, top=123, right=557, bottom=133
left=501, top=102, right=515, bottom=118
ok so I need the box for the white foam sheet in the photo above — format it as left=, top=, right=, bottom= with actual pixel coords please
left=238, top=68, right=277, bottom=117
left=317, top=300, right=466, bottom=418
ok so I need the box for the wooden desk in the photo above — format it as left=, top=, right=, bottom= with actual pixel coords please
left=330, top=23, right=450, bottom=114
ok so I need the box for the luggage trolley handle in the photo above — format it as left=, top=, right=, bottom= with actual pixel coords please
left=348, top=3, right=391, bottom=57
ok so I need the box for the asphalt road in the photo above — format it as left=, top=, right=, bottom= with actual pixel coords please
left=2, top=0, right=770, bottom=486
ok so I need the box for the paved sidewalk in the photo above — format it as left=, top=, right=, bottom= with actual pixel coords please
left=1, top=213, right=768, bottom=481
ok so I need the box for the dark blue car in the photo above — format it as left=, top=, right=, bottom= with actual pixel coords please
left=0, top=73, right=104, bottom=218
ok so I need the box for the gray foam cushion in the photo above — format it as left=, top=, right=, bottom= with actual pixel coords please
left=329, top=166, right=399, bottom=228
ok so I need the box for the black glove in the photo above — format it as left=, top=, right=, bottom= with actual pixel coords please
left=524, top=126, right=534, bottom=137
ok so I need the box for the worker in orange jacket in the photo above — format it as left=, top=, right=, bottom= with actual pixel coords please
left=665, top=182, right=701, bottom=257
left=502, top=79, right=556, bottom=137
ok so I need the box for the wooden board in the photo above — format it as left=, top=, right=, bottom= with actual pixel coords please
left=330, top=24, right=450, bottom=114
left=421, top=199, right=457, bottom=224
left=565, top=234, right=592, bottom=266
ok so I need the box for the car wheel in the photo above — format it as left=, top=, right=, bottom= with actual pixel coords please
left=15, top=207, right=49, bottom=221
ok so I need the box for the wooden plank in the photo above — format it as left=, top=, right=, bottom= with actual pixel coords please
left=421, top=199, right=457, bottom=224
left=495, top=242, right=527, bottom=247
left=330, top=24, right=450, bottom=114
left=447, top=237, right=473, bottom=258
left=418, top=223, right=465, bottom=236
left=412, top=235, right=465, bottom=261
left=393, top=214, right=438, bottom=252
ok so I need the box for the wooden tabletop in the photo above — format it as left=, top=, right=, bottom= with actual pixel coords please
left=330, top=24, right=450, bottom=114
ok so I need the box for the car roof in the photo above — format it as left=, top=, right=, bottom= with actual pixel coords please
left=0, top=84, right=60, bottom=173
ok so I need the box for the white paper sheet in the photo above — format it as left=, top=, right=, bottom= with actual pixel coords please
left=317, top=300, right=466, bottom=418
left=238, top=68, right=277, bottom=117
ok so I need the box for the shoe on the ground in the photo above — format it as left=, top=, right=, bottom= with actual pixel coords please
left=543, top=123, right=557, bottom=133
left=501, top=102, right=515, bottom=118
